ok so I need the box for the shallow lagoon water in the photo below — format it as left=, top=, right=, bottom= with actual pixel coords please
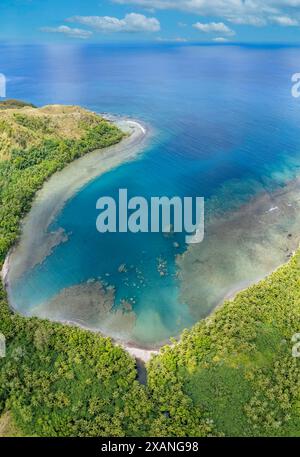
left=3, top=44, right=300, bottom=348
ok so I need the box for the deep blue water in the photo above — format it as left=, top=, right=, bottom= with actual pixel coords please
left=3, top=44, right=300, bottom=346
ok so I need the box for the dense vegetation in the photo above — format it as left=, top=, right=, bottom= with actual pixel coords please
left=148, top=255, right=300, bottom=436
left=0, top=101, right=299, bottom=437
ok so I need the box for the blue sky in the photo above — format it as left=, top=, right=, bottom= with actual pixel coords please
left=1, top=0, right=300, bottom=44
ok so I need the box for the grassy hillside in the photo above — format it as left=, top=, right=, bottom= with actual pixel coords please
left=0, top=100, right=121, bottom=160
left=0, top=99, right=36, bottom=110
left=0, top=101, right=299, bottom=437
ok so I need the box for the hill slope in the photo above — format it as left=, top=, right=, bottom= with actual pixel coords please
left=0, top=101, right=120, bottom=160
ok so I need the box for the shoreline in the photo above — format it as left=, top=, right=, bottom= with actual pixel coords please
left=3, top=113, right=300, bottom=363
left=2, top=117, right=149, bottom=287
left=4, top=161, right=300, bottom=362
left=1, top=115, right=159, bottom=363
left=177, top=173, right=300, bottom=322
left=44, top=317, right=160, bottom=363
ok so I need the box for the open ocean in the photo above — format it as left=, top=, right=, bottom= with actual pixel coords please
left=3, top=43, right=300, bottom=347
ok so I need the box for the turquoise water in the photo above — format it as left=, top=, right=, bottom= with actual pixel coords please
left=3, top=44, right=300, bottom=347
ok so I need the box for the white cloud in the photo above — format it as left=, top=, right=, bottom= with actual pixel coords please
left=112, top=0, right=300, bottom=27
left=193, top=21, right=235, bottom=35
left=40, top=25, right=92, bottom=39
left=270, top=15, right=299, bottom=25
left=68, top=13, right=160, bottom=33
left=229, top=16, right=268, bottom=26
left=213, top=37, right=230, bottom=42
